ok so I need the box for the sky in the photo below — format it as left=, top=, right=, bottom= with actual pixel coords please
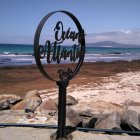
left=0, top=0, right=140, bottom=45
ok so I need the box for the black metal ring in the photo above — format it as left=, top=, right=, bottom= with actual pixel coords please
left=34, top=10, right=85, bottom=82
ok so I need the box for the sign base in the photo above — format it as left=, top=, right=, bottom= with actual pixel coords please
left=50, top=132, right=73, bottom=140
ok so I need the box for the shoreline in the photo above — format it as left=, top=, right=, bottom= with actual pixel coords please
left=0, top=60, right=140, bottom=98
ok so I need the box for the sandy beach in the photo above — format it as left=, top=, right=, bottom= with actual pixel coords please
left=0, top=60, right=140, bottom=105
left=0, top=60, right=140, bottom=140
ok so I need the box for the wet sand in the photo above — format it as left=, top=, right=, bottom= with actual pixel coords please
left=0, top=60, right=140, bottom=98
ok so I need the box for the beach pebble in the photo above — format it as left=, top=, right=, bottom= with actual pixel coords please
left=66, top=95, right=78, bottom=105
left=80, top=109, right=94, bottom=117
left=25, top=95, right=42, bottom=113
left=53, top=106, right=82, bottom=127
left=0, top=94, right=22, bottom=104
left=12, top=91, right=42, bottom=113
left=123, top=99, right=140, bottom=109
left=0, top=94, right=22, bottom=110
left=12, top=100, right=28, bottom=110
left=54, top=95, right=78, bottom=106
left=66, top=107, right=82, bottom=127
left=24, top=90, right=40, bottom=99
left=0, top=99, right=10, bottom=110
left=123, top=106, right=140, bottom=130
left=94, top=111, right=121, bottom=130
left=35, top=98, right=57, bottom=116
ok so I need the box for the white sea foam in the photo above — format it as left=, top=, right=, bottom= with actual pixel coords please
left=0, top=51, right=140, bottom=66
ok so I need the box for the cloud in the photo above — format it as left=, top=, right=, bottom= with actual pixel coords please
left=1, top=29, right=140, bottom=45
left=86, top=29, right=140, bottom=45
left=120, top=30, right=132, bottom=34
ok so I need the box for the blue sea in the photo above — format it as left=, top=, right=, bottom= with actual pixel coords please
left=0, top=44, right=140, bottom=66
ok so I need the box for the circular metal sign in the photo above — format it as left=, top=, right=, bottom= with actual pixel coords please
left=34, top=10, right=85, bottom=82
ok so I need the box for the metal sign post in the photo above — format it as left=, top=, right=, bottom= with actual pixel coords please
left=34, top=10, right=85, bottom=140
left=56, top=80, right=69, bottom=139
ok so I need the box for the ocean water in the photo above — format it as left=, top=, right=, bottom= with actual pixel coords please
left=0, top=44, right=140, bottom=66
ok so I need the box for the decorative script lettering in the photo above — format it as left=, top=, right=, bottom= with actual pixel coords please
left=38, top=21, right=84, bottom=64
